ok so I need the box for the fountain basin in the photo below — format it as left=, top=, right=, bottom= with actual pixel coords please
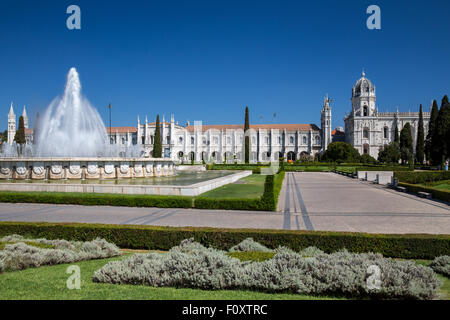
left=0, top=157, right=175, bottom=180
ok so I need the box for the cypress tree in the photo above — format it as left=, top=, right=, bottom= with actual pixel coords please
left=244, top=106, right=250, bottom=164
left=425, top=100, right=439, bottom=165
left=400, top=122, right=413, bottom=164
left=415, top=104, right=425, bottom=164
left=152, top=114, right=162, bottom=158
left=14, top=116, right=26, bottom=156
left=394, top=124, right=399, bottom=143
left=436, top=95, right=450, bottom=167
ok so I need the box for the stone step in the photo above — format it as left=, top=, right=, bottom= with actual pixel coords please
left=417, top=191, right=432, bottom=199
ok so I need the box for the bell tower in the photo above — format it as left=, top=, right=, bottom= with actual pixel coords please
left=7, top=102, right=16, bottom=145
left=321, top=94, right=332, bottom=151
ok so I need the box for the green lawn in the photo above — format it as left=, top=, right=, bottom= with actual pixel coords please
left=424, top=180, right=450, bottom=191
left=0, top=252, right=336, bottom=300
left=0, top=250, right=448, bottom=300
left=199, top=174, right=266, bottom=199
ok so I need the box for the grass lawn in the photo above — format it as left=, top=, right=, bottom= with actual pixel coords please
left=0, top=252, right=337, bottom=300
left=423, top=180, right=450, bottom=191
left=199, top=174, right=266, bottom=199
left=0, top=250, right=448, bottom=300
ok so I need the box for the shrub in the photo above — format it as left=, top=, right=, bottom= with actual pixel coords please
left=394, top=171, right=450, bottom=184
left=0, top=222, right=448, bottom=259
left=0, top=191, right=193, bottom=208
left=398, top=182, right=450, bottom=202
left=227, top=251, right=275, bottom=262
left=430, top=256, right=450, bottom=277
left=92, top=239, right=442, bottom=299
left=229, top=238, right=272, bottom=252
left=0, top=234, right=121, bottom=272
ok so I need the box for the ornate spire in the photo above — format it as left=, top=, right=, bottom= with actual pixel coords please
left=8, top=102, right=14, bottom=116
left=22, top=105, right=27, bottom=117
left=362, top=69, right=366, bottom=77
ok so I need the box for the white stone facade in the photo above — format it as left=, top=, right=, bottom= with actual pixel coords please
left=111, top=117, right=326, bottom=163
left=344, top=72, right=430, bottom=160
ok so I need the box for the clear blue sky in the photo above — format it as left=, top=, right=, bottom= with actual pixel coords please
left=0, top=0, right=449, bottom=131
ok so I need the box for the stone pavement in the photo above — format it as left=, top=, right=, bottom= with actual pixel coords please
left=0, top=172, right=448, bottom=234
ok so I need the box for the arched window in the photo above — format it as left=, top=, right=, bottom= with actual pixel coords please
left=287, top=151, right=296, bottom=161
left=363, top=127, right=369, bottom=139
left=178, top=136, right=183, bottom=144
left=303, top=136, right=307, bottom=144
left=202, top=138, right=206, bottom=145
left=178, top=151, right=184, bottom=159
left=315, top=136, right=320, bottom=145
left=363, top=143, right=369, bottom=155
left=363, top=106, right=368, bottom=117
left=289, top=136, right=294, bottom=144
left=383, top=126, right=389, bottom=139
left=189, top=152, right=195, bottom=161
left=190, top=137, right=194, bottom=145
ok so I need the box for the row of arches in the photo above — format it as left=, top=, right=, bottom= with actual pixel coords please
left=177, top=151, right=309, bottom=162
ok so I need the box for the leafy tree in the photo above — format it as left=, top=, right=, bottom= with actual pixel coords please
left=323, top=142, right=360, bottom=163
left=425, top=100, right=439, bottom=164
left=378, top=142, right=401, bottom=164
left=244, top=106, right=250, bottom=164
left=415, top=104, right=425, bottom=164
left=400, top=122, right=413, bottom=164
left=152, top=114, right=162, bottom=158
left=436, top=95, right=450, bottom=167
left=361, top=153, right=377, bottom=164
left=0, top=130, right=7, bottom=142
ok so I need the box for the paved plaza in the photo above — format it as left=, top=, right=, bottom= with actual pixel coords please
left=0, top=172, right=448, bottom=234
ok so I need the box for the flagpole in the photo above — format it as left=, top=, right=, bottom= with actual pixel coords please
left=108, top=104, right=112, bottom=156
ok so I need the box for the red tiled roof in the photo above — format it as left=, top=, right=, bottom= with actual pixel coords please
left=107, top=126, right=137, bottom=134
left=185, top=124, right=320, bottom=132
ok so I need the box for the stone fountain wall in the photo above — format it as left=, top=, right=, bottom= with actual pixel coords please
left=0, top=158, right=175, bottom=180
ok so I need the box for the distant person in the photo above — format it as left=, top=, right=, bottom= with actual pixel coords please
left=445, top=160, right=449, bottom=171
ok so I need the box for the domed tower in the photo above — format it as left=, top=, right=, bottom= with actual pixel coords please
left=351, top=71, right=376, bottom=117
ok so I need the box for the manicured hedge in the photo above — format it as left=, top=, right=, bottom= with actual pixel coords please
left=0, top=191, right=193, bottom=208
left=395, top=171, right=450, bottom=184
left=284, top=166, right=331, bottom=172
left=398, top=182, right=450, bottom=202
left=0, top=221, right=448, bottom=259
left=195, top=172, right=285, bottom=211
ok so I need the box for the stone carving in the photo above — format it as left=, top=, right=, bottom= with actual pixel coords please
left=16, top=166, right=26, bottom=175
left=69, top=164, right=80, bottom=175
left=120, top=163, right=129, bottom=174
left=104, top=163, right=114, bottom=174
left=145, top=164, right=153, bottom=173
left=33, top=166, right=44, bottom=175
left=1, top=166, right=11, bottom=175
left=134, top=164, right=142, bottom=173
left=87, top=162, right=98, bottom=175
left=51, top=164, right=62, bottom=175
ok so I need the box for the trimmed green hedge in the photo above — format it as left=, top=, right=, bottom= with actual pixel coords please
left=395, top=171, right=450, bottom=184
left=227, top=251, right=275, bottom=262
left=0, top=191, right=193, bottom=208
left=0, top=221, right=448, bottom=259
left=195, top=172, right=285, bottom=211
left=398, top=182, right=450, bottom=202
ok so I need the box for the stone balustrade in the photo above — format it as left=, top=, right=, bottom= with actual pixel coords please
left=0, top=157, right=175, bottom=180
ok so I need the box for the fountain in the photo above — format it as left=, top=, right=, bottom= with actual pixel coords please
left=0, top=68, right=175, bottom=181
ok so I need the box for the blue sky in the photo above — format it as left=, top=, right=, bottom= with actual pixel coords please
left=0, top=0, right=449, bottom=131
